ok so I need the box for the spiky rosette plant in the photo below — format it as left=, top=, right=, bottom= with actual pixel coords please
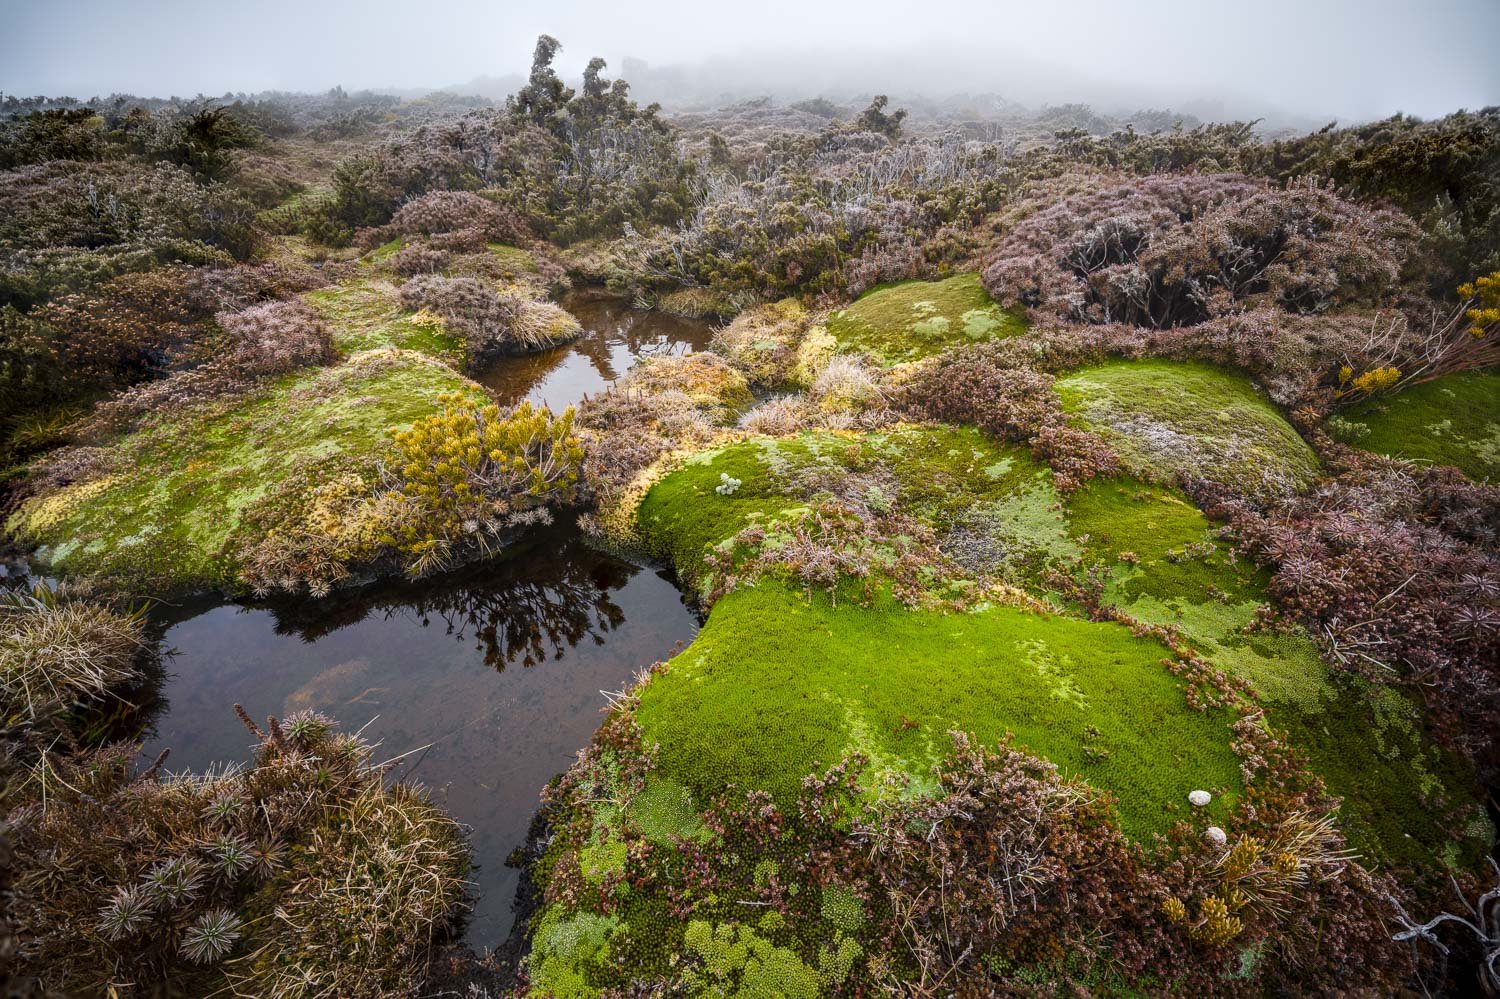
left=7, top=708, right=470, bottom=996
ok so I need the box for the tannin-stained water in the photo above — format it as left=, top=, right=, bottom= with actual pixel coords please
left=132, top=298, right=712, bottom=948
left=477, top=290, right=715, bottom=410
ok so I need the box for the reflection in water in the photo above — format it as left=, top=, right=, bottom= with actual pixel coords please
left=45, top=299, right=712, bottom=950
left=261, top=526, right=632, bottom=671
left=141, top=525, right=698, bottom=947
left=478, top=290, right=716, bottom=410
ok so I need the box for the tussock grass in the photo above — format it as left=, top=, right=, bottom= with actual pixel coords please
left=0, top=585, right=145, bottom=722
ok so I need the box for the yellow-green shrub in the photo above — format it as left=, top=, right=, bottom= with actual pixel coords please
left=378, top=395, right=584, bottom=575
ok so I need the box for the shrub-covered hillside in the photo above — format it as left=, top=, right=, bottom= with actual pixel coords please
left=2, top=36, right=1497, bottom=998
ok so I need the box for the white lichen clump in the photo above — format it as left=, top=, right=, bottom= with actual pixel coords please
left=715, top=473, right=742, bottom=496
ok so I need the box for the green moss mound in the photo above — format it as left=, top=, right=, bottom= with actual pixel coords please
left=636, top=582, right=1242, bottom=840
left=304, top=278, right=465, bottom=363
left=637, top=424, right=1049, bottom=599
left=1055, top=360, right=1320, bottom=494
left=825, top=273, right=1026, bottom=365
left=1064, top=477, right=1486, bottom=868
left=631, top=427, right=1482, bottom=866
left=1337, top=370, right=1500, bottom=481
left=9, top=350, right=481, bottom=591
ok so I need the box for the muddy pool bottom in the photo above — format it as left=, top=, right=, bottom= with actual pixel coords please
left=140, top=524, right=697, bottom=948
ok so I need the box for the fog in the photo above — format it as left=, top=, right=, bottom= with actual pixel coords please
left=3, top=0, right=1497, bottom=123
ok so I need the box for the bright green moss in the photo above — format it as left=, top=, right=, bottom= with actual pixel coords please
left=825, top=273, right=1026, bottom=365
left=1055, top=360, right=1320, bottom=494
left=681, top=920, right=824, bottom=997
left=634, top=431, right=1481, bottom=865
left=304, top=279, right=465, bottom=363
left=627, top=776, right=708, bottom=845
left=361, top=236, right=405, bottom=265
left=637, top=424, right=1049, bottom=596
left=528, top=911, right=623, bottom=998
left=1064, top=477, right=1486, bottom=868
left=1339, top=370, right=1500, bottom=481
left=635, top=583, right=1242, bottom=840
left=820, top=885, right=866, bottom=935
left=9, top=351, right=482, bottom=591
left=487, top=242, right=539, bottom=273
left=578, top=837, right=628, bottom=885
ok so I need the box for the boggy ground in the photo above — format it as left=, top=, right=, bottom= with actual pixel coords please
left=5, top=76, right=1499, bottom=993
left=6, top=242, right=565, bottom=593
left=512, top=272, right=1495, bottom=996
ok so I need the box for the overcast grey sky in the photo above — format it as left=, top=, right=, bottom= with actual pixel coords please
left=2, top=0, right=1497, bottom=120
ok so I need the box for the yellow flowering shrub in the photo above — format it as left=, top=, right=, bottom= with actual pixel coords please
left=1349, top=365, right=1402, bottom=394
left=380, top=394, right=584, bottom=574
left=1459, top=271, right=1500, bottom=336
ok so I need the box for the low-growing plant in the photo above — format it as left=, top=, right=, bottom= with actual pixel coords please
left=0, top=584, right=146, bottom=725
left=73, top=298, right=334, bottom=440
left=34, top=267, right=206, bottom=386
left=981, top=172, right=1418, bottom=328
left=378, top=395, right=584, bottom=575
left=7, top=708, right=471, bottom=996
left=398, top=274, right=580, bottom=359
left=378, top=190, right=529, bottom=246
left=896, top=346, right=1120, bottom=490
left=1215, top=448, right=1500, bottom=775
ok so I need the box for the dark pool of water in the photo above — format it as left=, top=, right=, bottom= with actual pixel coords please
left=131, top=298, right=712, bottom=949
left=477, top=291, right=716, bottom=409
left=142, top=525, right=697, bottom=947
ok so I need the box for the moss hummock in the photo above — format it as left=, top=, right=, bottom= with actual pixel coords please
left=629, top=427, right=1482, bottom=866
left=1063, top=476, right=1484, bottom=867
left=636, top=582, right=1242, bottom=839
left=825, top=273, right=1026, bottom=365
left=635, top=427, right=1243, bottom=838
left=1055, top=359, right=1320, bottom=494
left=304, top=278, right=465, bottom=363
left=1337, top=370, right=1500, bottom=481
left=8, top=350, right=483, bottom=591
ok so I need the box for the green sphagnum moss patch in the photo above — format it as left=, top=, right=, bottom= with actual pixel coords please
left=1064, top=476, right=1485, bottom=867
left=1338, top=370, right=1500, bottom=481
left=825, top=273, right=1026, bottom=364
left=629, top=426, right=1483, bottom=866
left=304, top=278, right=465, bottom=363
left=635, top=582, right=1240, bottom=840
left=8, top=350, right=483, bottom=591
left=1055, top=359, right=1320, bottom=494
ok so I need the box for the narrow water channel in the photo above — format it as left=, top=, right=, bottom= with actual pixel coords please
left=132, top=295, right=713, bottom=948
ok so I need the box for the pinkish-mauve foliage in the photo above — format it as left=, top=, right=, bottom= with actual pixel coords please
left=382, top=190, right=529, bottom=247
left=183, top=261, right=332, bottom=314
left=981, top=172, right=1420, bottom=327
left=213, top=299, right=336, bottom=377
left=895, top=348, right=1120, bottom=491
left=75, top=299, right=333, bottom=440
left=389, top=244, right=452, bottom=277
left=1207, top=451, right=1500, bottom=773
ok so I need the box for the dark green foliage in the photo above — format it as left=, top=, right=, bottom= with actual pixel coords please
left=0, top=160, right=257, bottom=308
left=854, top=95, right=906, bottom=138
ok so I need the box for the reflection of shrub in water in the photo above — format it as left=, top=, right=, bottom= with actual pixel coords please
left=264, top=525, right=633, bottom=671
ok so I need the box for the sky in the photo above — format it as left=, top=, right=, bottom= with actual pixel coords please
left=2, top=0, right=1497, bottom=121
